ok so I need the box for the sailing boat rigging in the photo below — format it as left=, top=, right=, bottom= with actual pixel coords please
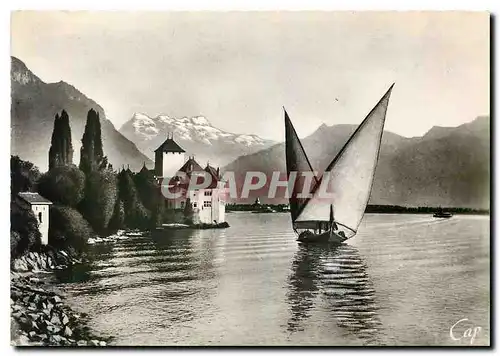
left=284, top=84, right=395, bottom=244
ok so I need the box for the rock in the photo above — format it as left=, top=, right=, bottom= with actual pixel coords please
left=17, top=334, right=30, bottom=345
left=77, top=340, right=87, bottom=346
left=28, top=312, right=40, bottom=320
left=29, top=277, right=41, bottom=284
left=50, top=314, right=61, bottom=325
left=31, top=321, right=39, bottom=330
left=12, top=304, right=23, bottom=311
left=28, top=303, right=37, bottom=311
left=51, top=334, right=63, bottom=343
left=90, top=339, right=100, bottom=346
left=99, top=341, right=107, bottom=346
left=38, top=333, right=48, bottom=340
left=62, top=314, right=69, bottom=325
left=52, top=296, right=62, bottom=304
left=64, top=326, right=73, bottom=337
left=28, top=331, right=37, bottom=338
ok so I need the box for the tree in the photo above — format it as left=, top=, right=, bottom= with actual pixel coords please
left=11, top=156, right=41, bottom=198
left=183, top=198, right=194, bottom=225
left=37, top=165, right=85, bottom=207
left=49, top=110, right=74, bottom=170
left=49, top=205, right=94, bottom=255
left=79, top=109, right=107, bottom=174
left=117, top=169, right=150, bottom=229
left=79, top=168, right=118, bottom=235
left=107, top=198, right=125, bottom=234
left=11, top=202, right=42, bottom=259
left=133, top=164, right=157, bottom=212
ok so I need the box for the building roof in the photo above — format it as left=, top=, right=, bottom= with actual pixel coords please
left=204, top=164, right=221, bottom=182
left=17, top=192, right=53, bottom=205
left=166, top=158, right=221, bottom=189
left=178, top=157, right=204, bottom=175
left=154, top=138, right=185, bottom=153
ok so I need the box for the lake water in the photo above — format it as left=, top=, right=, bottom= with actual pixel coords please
left=54, top=213, right=490, bottom=346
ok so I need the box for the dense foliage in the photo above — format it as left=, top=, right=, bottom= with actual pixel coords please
left=10, top=202, right=42, bottom=259
left=79, top=169, right=118, bottom=235
left=48, top=206, right=93, bottom=255
left=11, top=108, right=175, bottom=261
left=117, top=169, right=150, bottom=229
left=37, top=165, right=85, bottom=207
left=11, top=155, right=41, bottom=198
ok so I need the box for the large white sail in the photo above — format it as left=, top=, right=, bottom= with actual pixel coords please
left=295, top=84, right=394, bottom=235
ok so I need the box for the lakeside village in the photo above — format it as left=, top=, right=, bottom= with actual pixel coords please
left=10, top=109, right=228, bottom=346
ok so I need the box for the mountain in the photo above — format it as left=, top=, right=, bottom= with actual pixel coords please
left=223, top=116, right=490, bottom=209
left=11, top=57, right=152, bottom=172
left=119, top=113, right=276, bottom=168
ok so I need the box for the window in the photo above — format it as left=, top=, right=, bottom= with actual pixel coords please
left=203, top=201, right=212, bottom=208
left=204, top=190, right=212, bottom=196
left=38, top=212, right=42, bottom=223
left=193, top=202, right=197, bottom=208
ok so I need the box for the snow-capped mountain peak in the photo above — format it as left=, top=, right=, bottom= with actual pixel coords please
left=119, top=113, right=276, bottom=167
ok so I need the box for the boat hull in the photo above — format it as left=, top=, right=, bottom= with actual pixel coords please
left=297, top=230, right=347, bottom=245
left=433, top=213, right=453, bottom=218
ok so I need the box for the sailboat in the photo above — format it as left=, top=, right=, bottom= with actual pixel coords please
left=284, top=84, right=395, bottom=244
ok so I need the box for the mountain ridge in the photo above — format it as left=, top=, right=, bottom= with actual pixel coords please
left=223, top=115, right=490, bottom=209
left=119, top=112, right=276, bottom=168
left=11, top=56, right=152, bottom=172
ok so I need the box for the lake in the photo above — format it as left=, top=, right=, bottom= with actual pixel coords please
left=54, top=213, right=490, bottom=346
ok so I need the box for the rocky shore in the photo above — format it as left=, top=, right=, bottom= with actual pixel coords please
left=10, top=250, right=109, bottom=347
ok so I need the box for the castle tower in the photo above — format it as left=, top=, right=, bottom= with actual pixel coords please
left=154, top=133, right=186, bottom=178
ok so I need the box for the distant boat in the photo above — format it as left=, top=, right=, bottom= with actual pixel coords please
left=284, top=84, right=395, bottom=244
left=252, top=206, right=277, bottom=214
left=433, top=211, right=453, bottom=218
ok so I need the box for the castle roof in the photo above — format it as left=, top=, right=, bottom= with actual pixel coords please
left=178, top=157, right=204, bottom=175
left=154, top=138, right=185, bottom=153
left=204, top=164, right=221, bottom=181
left=167, top=158, right=221, bottom=189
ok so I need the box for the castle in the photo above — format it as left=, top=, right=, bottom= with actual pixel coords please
left=153, top=134, right=226, bottom=225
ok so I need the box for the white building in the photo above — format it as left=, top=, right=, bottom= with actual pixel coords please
left=154, top=136, right=226, bottom=225
left=16, top=192, right=53, bottom=245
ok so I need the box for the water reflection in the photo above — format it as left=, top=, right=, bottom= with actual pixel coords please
left=286, top=243, right=383, bottom=345
left=54, top=229, right=221, bottom=339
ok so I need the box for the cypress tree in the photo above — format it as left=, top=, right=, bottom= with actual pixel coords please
left=79, top=109, right=107, bottom=174
left=59, top=110, right=74, bottom=165
left=49, top=110, right=74, bottom=170
left=48, top=113, right=61, bottom=170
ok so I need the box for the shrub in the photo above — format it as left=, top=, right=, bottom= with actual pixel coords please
left=10, top=202, right=42, bottom=259
left=49, top=205, right=94, bottom=255
left=11, top=156, right=41, bottom=198
left=37, top=165, right=85, bottom=207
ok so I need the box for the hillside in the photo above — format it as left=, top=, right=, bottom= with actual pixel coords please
left=11, top=57, right=152, bottom=172
left=223, top=116, right=490, bottom=209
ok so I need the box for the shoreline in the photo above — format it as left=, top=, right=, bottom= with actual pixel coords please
left=10, top=250, right=109, bottom=347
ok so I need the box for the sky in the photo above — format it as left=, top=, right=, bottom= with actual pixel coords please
left=11, top=11, right=489, bottom=140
